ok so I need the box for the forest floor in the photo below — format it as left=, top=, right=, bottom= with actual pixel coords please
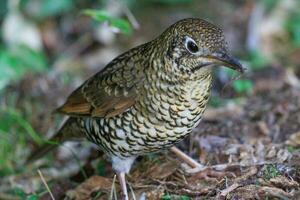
left=1, top=66, right=299, bottom=200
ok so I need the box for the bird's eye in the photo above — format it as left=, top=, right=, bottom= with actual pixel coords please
left=185, top=37, right=199, bottom=54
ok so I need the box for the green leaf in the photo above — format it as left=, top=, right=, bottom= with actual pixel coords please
left=82, top=9, right=110, bottom=22
left=0, top=48, right=24, bottom=89
left=82, top=9, right=133, bottom=35
left=13, top=45, right=47, bottom=72
left=248, top=50, right=268, bottom=70
left=232, top=79, right=253, bottom=94
left=110, top=18, right=132, bottom=35
left=161, top=194, right=171, bottom=200
left=0, top=45, right=47, bottom=90
left=286, top=11, right=300, bottom=47
left=287, top=146, right=300, bottom=153
left=96, top=159, right=106, bottom=176
left=0, top=108, right=42, bottom=144
left=11, top=188, right=26, bottom=199
left=26, top=195, right=39, bottom=200
left=224, top=67, right=238, bottom=77
left=209, top=96, right=225, bottom=108
left=0, top=107, right=42, bottom=175
left=263, top=164, right=280, bottom=180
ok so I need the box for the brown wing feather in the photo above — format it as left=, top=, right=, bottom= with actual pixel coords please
left=56, top=47, right=145, bottom=118
left=56, top=87, right=92, bottom=116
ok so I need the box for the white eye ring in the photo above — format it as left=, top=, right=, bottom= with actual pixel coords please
left=184, top=36, right=199, bottom=54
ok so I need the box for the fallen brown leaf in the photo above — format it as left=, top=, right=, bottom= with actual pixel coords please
left=65, top=176, right=112, bottom=200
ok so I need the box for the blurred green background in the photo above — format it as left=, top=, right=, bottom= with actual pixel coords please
left=0, top=0, right=300, bottom=199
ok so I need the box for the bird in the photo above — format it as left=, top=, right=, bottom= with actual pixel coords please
left=27, top=18, right=244, bottom=200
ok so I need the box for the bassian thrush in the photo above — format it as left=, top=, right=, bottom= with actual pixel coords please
left=27, top=18, right=244, bottom=200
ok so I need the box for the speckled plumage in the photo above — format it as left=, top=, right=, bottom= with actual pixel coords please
left=27, top=18, right=244, bottom=200
left=54, top=19, right=225, bottom=160
left=79, top=72, right=212, bottom=158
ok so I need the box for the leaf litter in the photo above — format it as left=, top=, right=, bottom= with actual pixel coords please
left=1, top=67, right=300, bottom=199
left=31, top=66, right=300, bottom=199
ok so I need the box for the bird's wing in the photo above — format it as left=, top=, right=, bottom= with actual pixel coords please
left=56, top=49, right=146, bottom=118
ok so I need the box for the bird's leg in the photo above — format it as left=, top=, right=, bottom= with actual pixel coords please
left=111, top=156, right=136, bottom=200
left=171, top=147, right=229, bottom=180
left=117, top=172, right=129, bottom=200
left=170, top=146, right=204, bottom=169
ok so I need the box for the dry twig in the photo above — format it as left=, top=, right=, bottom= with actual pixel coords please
left=38, top=169, right=55, bottom=200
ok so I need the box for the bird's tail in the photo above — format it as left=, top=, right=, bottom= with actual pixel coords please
left=26, top=117, right=84, bottom=164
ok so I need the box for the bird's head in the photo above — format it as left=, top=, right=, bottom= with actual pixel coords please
left=157, top=18, right=244, bottom=80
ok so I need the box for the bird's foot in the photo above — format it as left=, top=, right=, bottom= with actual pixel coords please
left=188, top=167, right=230, bottom=181
left=170, top=146, right=204, bottom=169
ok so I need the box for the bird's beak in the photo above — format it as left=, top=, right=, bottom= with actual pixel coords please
left=206, top=51, right=245, bottom=73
